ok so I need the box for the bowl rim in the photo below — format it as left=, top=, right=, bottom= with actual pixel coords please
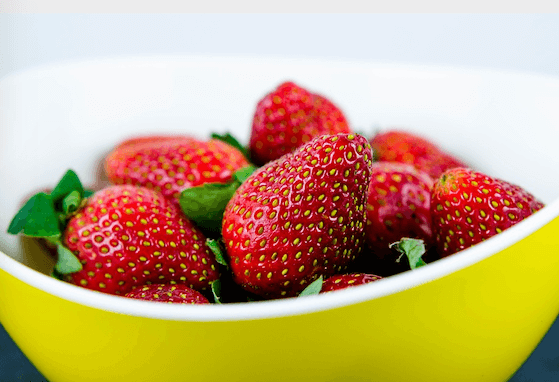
left=1, top=55, right=559, bottom=322
left=1, top=199, right=557, bottom=322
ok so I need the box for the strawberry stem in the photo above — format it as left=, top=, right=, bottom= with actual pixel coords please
left=390, top=238, right=427, bottom=270
left=62, top=190, right=82, bottom=215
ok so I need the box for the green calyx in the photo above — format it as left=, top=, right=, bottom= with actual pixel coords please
left=210, top=279, right=222, bottom=304
left=51, top=239, right=84, bottom=278
left=179, top=165, right=257, bottom=236
left=7, top=169, right=91, bottom=275
left=390, top=238, right=427, bottom=270
left=298, top=275, right=324, bottom=297
left=206, top=238, right=229, bottom=269
left=8, top=193, right=61, bottom=238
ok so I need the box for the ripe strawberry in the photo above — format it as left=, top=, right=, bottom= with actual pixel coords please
left=320, top=273, right=382, bottom=293
left=432, top=167, right=544, bottom=257
left=249, top=81, right=351, bottom=165
left=370, top=129, right=466, bottom=179
left=104, top=135, right=250, bottom=205
left=222, top=133, right=373, bottom=298
left=312, top=94, right=350, bottom=136
left=125, top=284, right=210, bottom=304
left=63, top=185, right=220, bottom=294
left=365, top=162, right=434, bottom=258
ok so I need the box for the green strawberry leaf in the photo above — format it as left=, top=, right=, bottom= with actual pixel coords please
left=50, top=169, right=85, bottom=205
left=180, top=182, right=239, bottom=236
left=179, top=166, right=257, bottom=236
left=51, top=269, right=64, bottom=280
left=233, top=165, right=258, bottom=184
left=299, top=275, right=323, bottom=297
left=206, top=238, right=229, bottom=268
left=53, top=241, right=83, bottom=275
left=7, top=193, right=61, bottom=238
left=390, top=238, right=427, bottom=270
left=211, top=132, right=251, bottom=162
left=84, top=189, right=95, bottom=198
left=210, top=279, right=222, bottom=304
left=8, top=170, right=90, bottom=239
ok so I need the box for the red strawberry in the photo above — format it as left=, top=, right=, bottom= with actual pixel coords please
left=222, top=133, right=373, bottom=299
left=320, top=273, right=382, bottom=293
left=431, top=167, right=544, bottom=257
left=365, top=162, right=434, bottom=258
left=63, top=185, right=220, bottom=294
left=249, top=81, right=351, bottom=165
left=105, top=135, right=250, bottom=205
left=125, top=284, right=210, bottom=304
left=312, top=94, right=350, bottom=135
left=370, top=129, right=466, bottom=179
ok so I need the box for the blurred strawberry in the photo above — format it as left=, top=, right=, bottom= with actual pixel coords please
left=320, top=273, right=382, bottom=293
left=312, top=94, right=350, bottom=136
left=370, top=129, right=466, bottom=179
left=125, top=284, right=210, bottom=304
left=365, top=162, right=434, bottom=259
left=249, top=81, right=351, bottom=165
left=432, top=167, right=544, bottom=257
left=105, top=135, right=250, bottom=205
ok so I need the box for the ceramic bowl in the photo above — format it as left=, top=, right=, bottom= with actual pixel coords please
left=1, top=56, right=559, bottom=382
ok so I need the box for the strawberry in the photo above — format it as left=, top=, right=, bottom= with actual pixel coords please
left=104, top=135, right=250, bottom=206
left=370, top=129, right=466, bottom=179
left=249, top=81, right=351, bottom=166
left=125, top=284, right=210, bottom=304
left=222, top=133, right=373, bottom=298
left=431, top=167, right=544, bottom=257
left=320, top=273, right=382, bottom=293
left=365, top=162, right=434, bottom=258
left=63, top=185, right=220, bottom=294
left=312, top=94, right=350, bottom=137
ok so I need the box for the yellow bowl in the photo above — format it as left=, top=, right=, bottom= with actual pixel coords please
left=1, top=56, right=559, bottom=382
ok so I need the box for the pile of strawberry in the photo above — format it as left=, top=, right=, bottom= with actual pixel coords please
left=8, top=81, right=545, bottom=304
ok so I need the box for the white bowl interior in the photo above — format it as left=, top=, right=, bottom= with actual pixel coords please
left=1, top=56, right=559, bottom=319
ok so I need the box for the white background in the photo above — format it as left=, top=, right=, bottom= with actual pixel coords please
left=1, top=14, right=559, bottom=81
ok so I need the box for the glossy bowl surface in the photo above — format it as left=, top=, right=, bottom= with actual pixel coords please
left=1, top=56, right=559, bottom=382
